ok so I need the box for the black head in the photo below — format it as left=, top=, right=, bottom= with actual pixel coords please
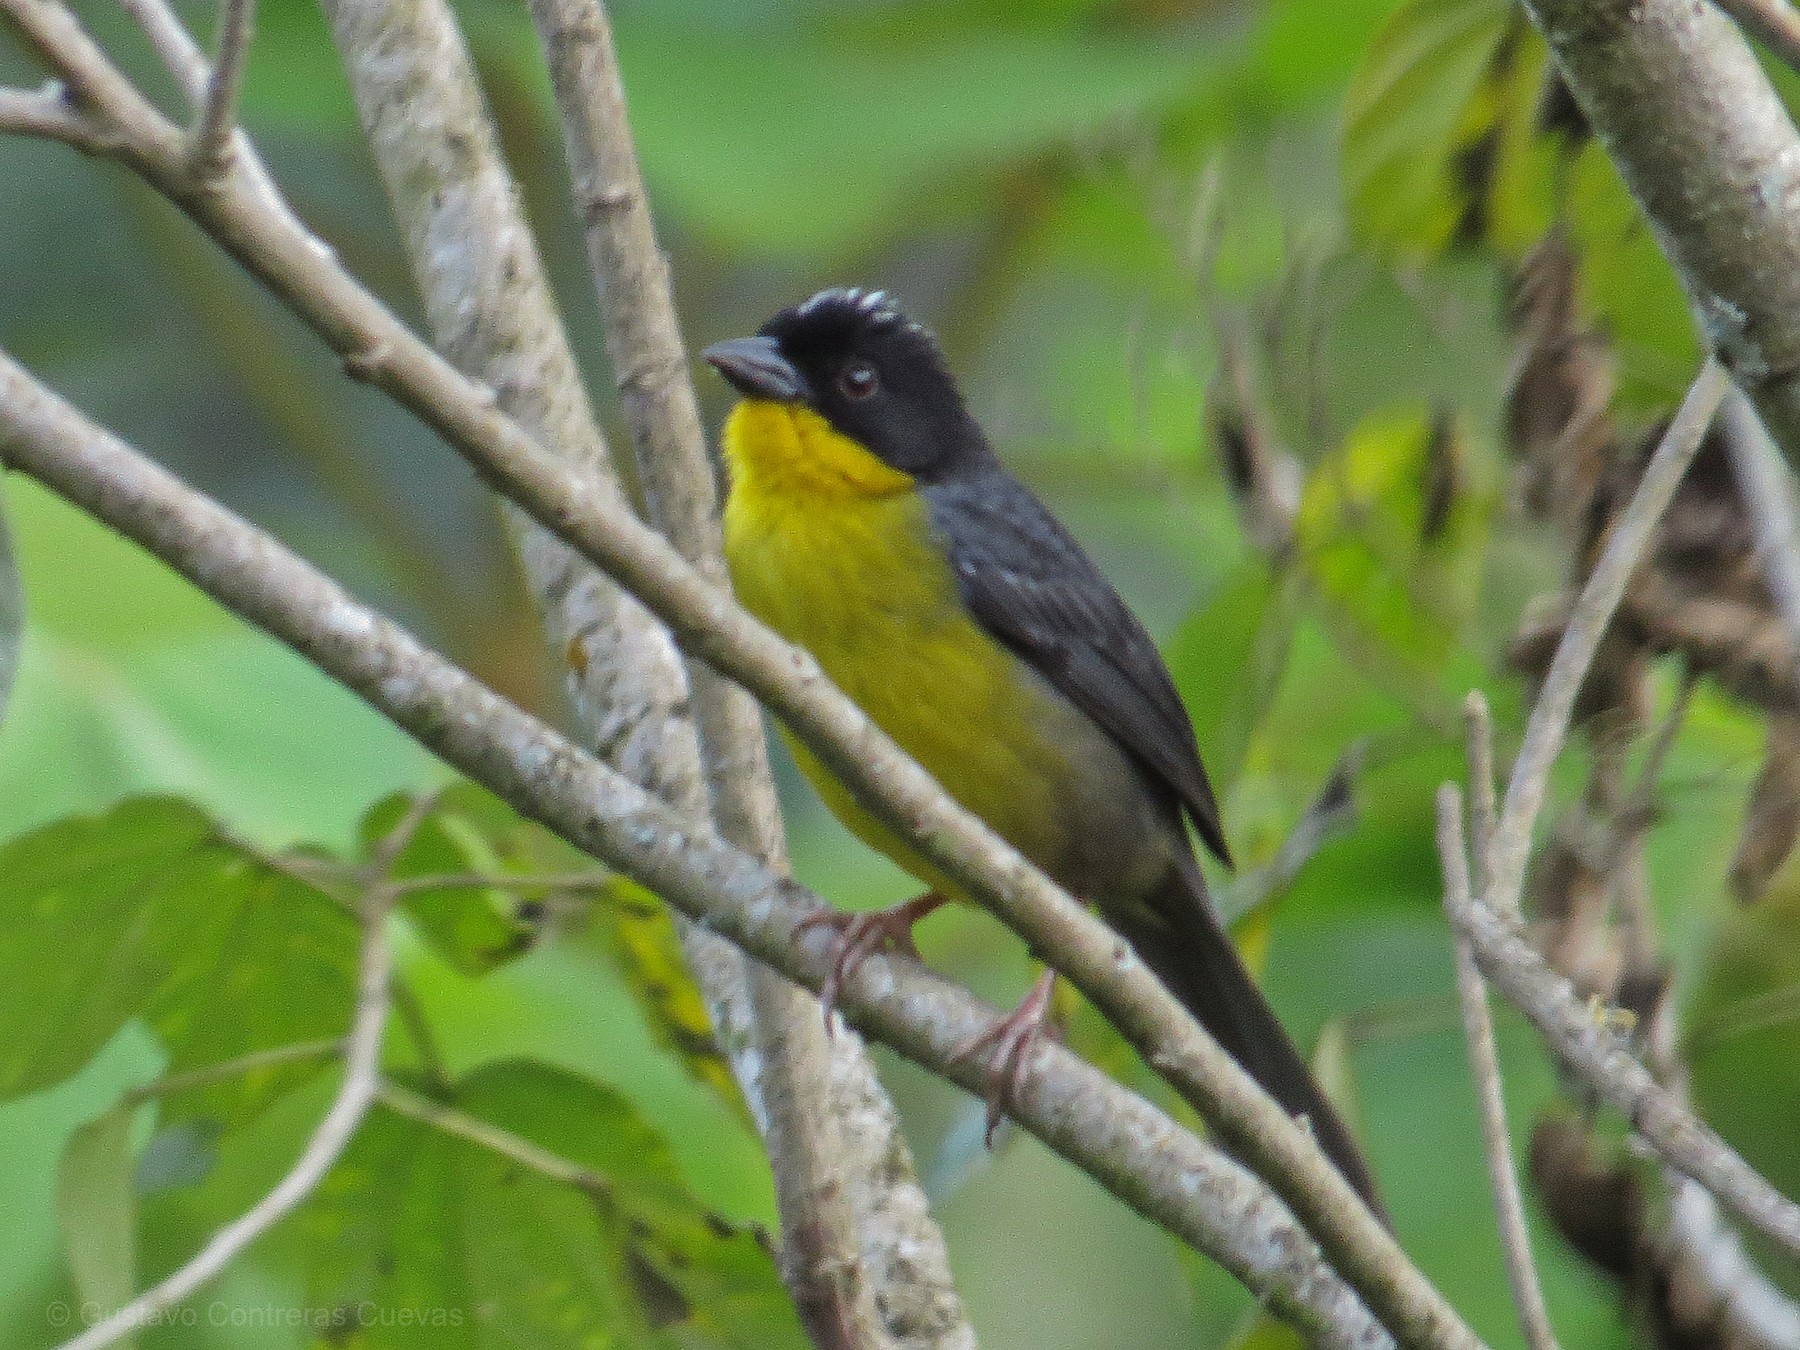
left=703, top=288, right=985, bottom=478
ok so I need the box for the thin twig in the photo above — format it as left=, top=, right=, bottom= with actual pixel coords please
left=184, top=0, right=253, bottom=177
left=1216, top=750, right=1360, bottom=925
left=1447, top=863, right=1800, bottom=1262
left=55, top=888, right=395, bottom=1350
left=1459, top=359, right=1800, bottom=1259
left=0, top=347, right=1396, bottom=1350
left=376, top=1080, right=611, bottom=1194
left=1723, top=388, right=1800, bottom=678
left=120, top=1039, right=343, bottom=1106
left=1714, top=0, right=1800, bottom=77
left=0, top=82, right=87, bottom=143
left=117, top=0, right=207, bottom=101
left=1484, top=359, right=1729, bottom=919
left=1463, top=692, right=1500, bottom=902
left=1438, top=787, right=1561, bottom=1350
left=384, top=869, right=611, bottom=897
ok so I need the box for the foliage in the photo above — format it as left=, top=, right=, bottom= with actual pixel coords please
left=2, top=0, right=1796, bottom=1345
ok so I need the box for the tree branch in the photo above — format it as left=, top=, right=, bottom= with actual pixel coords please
left=1518, top=0, right=1800, bottom=466
left=185, top=0, right=252, bottom=177
left=0, top=14, right=1475, bottom=1336
left=310, top=0, right=952, bottom=1338
left=0, top=347, right=1398, bottom=1350
left=1484, top=360, right=1729, bottom=921
left=1713, top=0, right=1800, bottom=81
left=1448, top=863, right=1800, bottom=1264
left=1452, top=357, right=1800, bottom=1260
left=0, top=81, right=88, bottom=144
left=1723, top=388, right=1800, bottom=672
left=1437, top=787, right=1560, bottom=1350
left=519, top=2, right=924, bottom=1341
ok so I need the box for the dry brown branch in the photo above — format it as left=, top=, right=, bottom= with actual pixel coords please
left=0, top=347, right=1398, bottom=1350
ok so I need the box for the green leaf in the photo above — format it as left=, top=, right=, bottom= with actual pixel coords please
left=1687, top=881, right=1800, bottom=1292
left=0, top=478, right=439, bottom=846
left=360, top=786, right=545, bottom=977
left=306, top=1061, right=805, bottom=1348
left=0, top=798, right=232, bottom=1099
left=57, top=1103, right=139, bottom=1345
left=588, top=881, right=754, bottom=1132
left=144, top=870, right=358, bottom=1126
left=1566, top=142, right=1701, bottom=412
left=1166, top=561, right=1301, bottom=790
left=1225, top=1314, right=1306, bottom=1350
left=1340, top=0, right=1555, bottom=258
left=0, top=797, right=354, bottom=1116
left=1294, top=407, right=1487, bottom=671
left=369, top=784, right=750, bottom=1126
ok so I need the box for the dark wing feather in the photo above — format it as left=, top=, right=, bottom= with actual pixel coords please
left=924, top=469, right=1232, bottom=868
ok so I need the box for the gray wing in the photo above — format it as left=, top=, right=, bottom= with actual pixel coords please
left=925, top=469, right=1232, bottom=868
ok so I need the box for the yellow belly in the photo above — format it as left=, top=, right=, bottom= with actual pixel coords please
left=720, top=402, right=1083, bottom=898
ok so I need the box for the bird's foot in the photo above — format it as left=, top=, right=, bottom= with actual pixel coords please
left=951, top=969, right=1059, bottom=1147
left=794, top=891, right=946, bottom=1028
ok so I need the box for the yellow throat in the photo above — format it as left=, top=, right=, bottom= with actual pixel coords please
left=718, top=397, right=1074, bottom=896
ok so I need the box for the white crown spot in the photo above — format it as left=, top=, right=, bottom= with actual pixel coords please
left=793, top=287, right=932, bottom=343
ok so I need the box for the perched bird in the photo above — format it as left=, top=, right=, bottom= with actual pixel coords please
left=703, top=288, right=1381, bottom=1212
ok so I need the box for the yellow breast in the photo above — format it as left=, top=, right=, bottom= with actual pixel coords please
left=720, top=400, right=1074, bottom=896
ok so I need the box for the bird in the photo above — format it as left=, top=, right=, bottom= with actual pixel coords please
left=702, top=286, right=1383, bottom=1213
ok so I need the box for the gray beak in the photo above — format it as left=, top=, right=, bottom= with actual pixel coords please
left=702, top=336, right=810, bottom=402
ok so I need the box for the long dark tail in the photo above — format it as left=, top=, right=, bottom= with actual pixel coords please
left=1109, top=859, right=1388, bottom=1223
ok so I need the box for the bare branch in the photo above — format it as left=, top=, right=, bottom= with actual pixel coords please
left=1517, top=0, right=1800, bottom=467
left=1713, top=0, right=1800, bottom=80
left=1463, top=692, right=1500, bottom=902
left=0, top=348, right=1398, bottom=1350
left=117, top=0, right=207, bottom=101
left=54, top=867, right=396, bottom=1350
left=519, top=2, right=907, bottom=1340
left=185, top=0, right=253, bottom=176
left=1484, top=359, right=1729, bottom=918
left=1723, top=389, right=1800, bottom=674
left=1438, top=788, right=1560, bottom=1350
left=1664, top=1177, right=1800, bottom=1349
left=312, top=0, right=949, bottom=1336
left=1448, top=857, right=1800, bottom=1263
left=0, top=82, right=88, bottom=144
left=1455, top=357, right=1800, bottom=1258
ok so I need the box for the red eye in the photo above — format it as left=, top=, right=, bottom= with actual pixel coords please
left=840, top=361, right=878, bottom=399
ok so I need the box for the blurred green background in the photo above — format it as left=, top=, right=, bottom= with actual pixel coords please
left=0, top=0, right=1792, bottom=1345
